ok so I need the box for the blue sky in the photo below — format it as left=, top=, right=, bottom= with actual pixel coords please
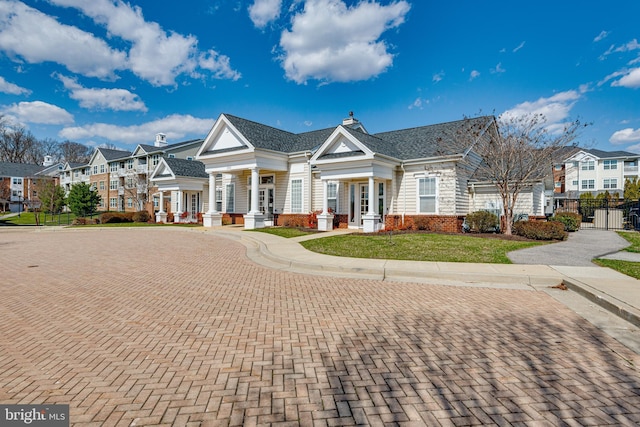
left=1, top=0, right=639, bottom=153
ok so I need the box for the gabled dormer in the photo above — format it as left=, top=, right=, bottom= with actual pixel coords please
left=196, top=114, right=253, bottom=158
left=311, top=126, right=374, bottom=163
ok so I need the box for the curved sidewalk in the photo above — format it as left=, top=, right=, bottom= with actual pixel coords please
left=209, top=227, right=640, bottom=329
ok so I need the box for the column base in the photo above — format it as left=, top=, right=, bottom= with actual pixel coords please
left=317, top=214, right=334, bottom=231
left=203, top=212, right=222, bottom=227
left=155, top=212, right=167, bottom=223
left=243, top=212, right=265, bottom=229
left=362, top=214, right=382, bottom=233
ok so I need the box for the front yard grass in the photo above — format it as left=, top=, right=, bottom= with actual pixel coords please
left=614, top=230, right=640, bottom=252
left=300, top=232, right=545, bottom=264
left=248, top=227, right=316, bottom=238
left=0, top=212, right=78, bottom=226
left=593, top=259, right=640, bottom=280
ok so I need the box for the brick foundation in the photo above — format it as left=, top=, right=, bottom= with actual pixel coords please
left=385, top=214, right=465, bottom=233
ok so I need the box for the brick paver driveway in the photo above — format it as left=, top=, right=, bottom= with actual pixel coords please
left=1, top=227, right=639, bottom=426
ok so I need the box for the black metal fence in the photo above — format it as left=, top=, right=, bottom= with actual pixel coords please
left=555, top=198, right=640, bottom=230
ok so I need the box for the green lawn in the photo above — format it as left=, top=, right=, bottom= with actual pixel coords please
left=0, top=212, right=78, bottom=226
left=248, top=227, right=316, bottom=238
left=593, top=258, right=640, bottom=280
left=300, top=232, right=545, bottom=264
left=614, top=230, right=640, bottom=252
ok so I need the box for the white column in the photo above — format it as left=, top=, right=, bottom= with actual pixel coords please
left=158, top=192, right=165, bottom=213
left=368, top=176, right=376, bottom=215
left=322, top=180, right=329, bottom=214
left=250, top=168, right=260, bottom=214
left=208, top=173, right=216, bottom=213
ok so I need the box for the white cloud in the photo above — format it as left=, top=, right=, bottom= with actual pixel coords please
left=490, top=62, right=505, bottom=74
left=59, top=114, right=214, bottom=144
left=611, top=67, right=640, bottom=88
left=593, top=30, right=609, bottom=42
left=55, top=74, right=148, bottom=112
left=198, top=50, right=242, bottom=81
left=0, top=75, right=31, bottom=95
left=279, top=0, right=411, bottom=84
left=249, top=0, right=282, bottom=28
left=600, top=38, right=640, bottom=60
left=500, top=90, right=581, bottom=131
left=469, top=70, right=480, bottom=81
left=48, top=0, right=240, bottom=86
left=512, top=41, right=525, bottom=53
left=0, top=1, right=126, bottom=79
left=432, top=71, right=444, bottom=82
left=2, top=101, right=74, bottom=125
left=610, top=127, right=640, bottom=145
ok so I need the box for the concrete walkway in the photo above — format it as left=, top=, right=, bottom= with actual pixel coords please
left=210, top=227, right=640, bottom=333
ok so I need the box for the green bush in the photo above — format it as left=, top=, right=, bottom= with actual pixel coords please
left=552, top=212, right=581, bottom=232
left=466, top=210, right=499, bottom=233
left=100, top=212, right=134, bottom=223
left=513, top=220, right=567, bottom=241
left=132, top=210, right=151, bottom=223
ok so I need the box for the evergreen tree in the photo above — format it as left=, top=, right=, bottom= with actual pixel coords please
left=67, top=182, right=101, bottom=217
left=624, top=177, right=640, bottom=200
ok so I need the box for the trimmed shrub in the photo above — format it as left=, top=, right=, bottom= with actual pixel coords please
left=513, top=220, right=567, bottom=241
left=552, top=212, right=581, bottom=232
left=72, top=217, right=99, bottom=225
left=100, top=212, right=134, bottom=224
left=466, top=210, right=499, bottom=233
left=132, top=210, right=151, bottom=223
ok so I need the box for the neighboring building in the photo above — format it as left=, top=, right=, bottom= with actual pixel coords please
left=59, top=135, right=203, bottom=215
left=151, top=113, right=507, bottom=231
left=0, top=158, right=62, bottom=212
left=563, top=148, right=640, bottom=198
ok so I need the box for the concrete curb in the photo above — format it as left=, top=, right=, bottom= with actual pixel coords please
left=562, top=278, right=640, bottom=329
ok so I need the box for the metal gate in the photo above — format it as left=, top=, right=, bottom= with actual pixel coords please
left=555, top=198, right=640, bottom=230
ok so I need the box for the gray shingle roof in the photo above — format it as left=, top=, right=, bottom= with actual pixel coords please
left=584, top=148, right=638, bottom=159
left=164, top=158, right=208, bottom=178
left=98, top=148, right=132, bottom=161
left=0, top=162, right=45, bottom=177
left=225, top=114, right=318, bottom=153
left=373, top=116, right=494, bottom=159
left=216, top=114, right=495, bottom=162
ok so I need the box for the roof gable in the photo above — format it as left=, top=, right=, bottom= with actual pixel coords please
left=311, top=127, right=373, bottom=162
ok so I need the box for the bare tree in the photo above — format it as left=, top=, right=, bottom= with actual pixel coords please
left=0, top=124, right=40, bottom=164
left=59, top=140, right=92, bottom=163
left=469, top=113, right=587, bottom=235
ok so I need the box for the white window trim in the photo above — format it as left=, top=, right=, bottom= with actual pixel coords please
left=327, top=181, right=338, bottom=213
left=225, top=183, right=235, bottom=213
left=290, top=178, right=303, bottom=213
left=416, top=176, right=438, bottom=214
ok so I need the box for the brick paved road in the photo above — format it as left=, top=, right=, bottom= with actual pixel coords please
left=0, top=227, right=639, bottom=426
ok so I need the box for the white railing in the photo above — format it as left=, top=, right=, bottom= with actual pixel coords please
left=624, top=166, right=638, bottom=173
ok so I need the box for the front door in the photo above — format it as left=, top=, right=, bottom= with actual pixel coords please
left=258, top=188, right=274, bottom=218
left=348, top=183, right=368, bottom=228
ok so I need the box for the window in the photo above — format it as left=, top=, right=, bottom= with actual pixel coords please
left=127, top=197, right=133, bottom=208
left=554, top=182, right=562, bottom=188
left=581, top=179, right=595, bottom=190
left=604, top=178, right=618, bottom=189
left=153, top=196, right=159, bottom=208
left=378, top=182, right=385, bottom=216
left=110, top=180, right=118, bottom=190
left=99, top=181, right=105, bottom=190
left=99, top=199, right=105, bottom=208
left=93, top=166, right=98, bottom=175
left=110, top=198, right=117, bottom=208
left=554, top=164, right=563, bottom=171
left=261, top=175, right=274, bottom=185
left=225, top=183, right=235, bottom=212
left=152, top=154, right=160, bottom=166
left=74, top=170, right=79, bottom=177
left=572, top=180, right=579, bottom=187
left=100, top=164, right=105, bottom=174
left=291, top=179, right=303, bottom=213
left=126, top=159, right=134, bottom=170
left=168, top=154, right=175, bottom=159
left=581, top=161, right=595, bottom=171
left=110, top=163, right=118, bottom=172
left=186, top=156, right=194, bottom=161
left=216, top=187, right=223, bottom=211
left=327, top=182, right=337, bottom=213
left=12, top=178, right=22, bottom=185
left=418, top=177, right=436, bottom=213
left=126, top=177, right=134, bottom=188
left=604, top=160, right=618, bottom=170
